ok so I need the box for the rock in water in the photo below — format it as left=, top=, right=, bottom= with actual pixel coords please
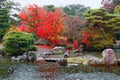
left=27, top=51, right=37, bottom=61
left=8, top=67, right=13, bottom=74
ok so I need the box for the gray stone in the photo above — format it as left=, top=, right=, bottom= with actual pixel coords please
left=64, top=51, right=69, bottom=58
left=70, top=50, right=79, bottom=54
left=52, top=46, right=65, bottom=54
left=27, top=51, right=37, bottom=61
left=11, top=56, right=20, bottom=63
left=17, top=55, right=27, bottom=62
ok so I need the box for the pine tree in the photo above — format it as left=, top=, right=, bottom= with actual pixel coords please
left=82, top=9, right=120, bottom=50
left=0, top=9, right=10, bottom=42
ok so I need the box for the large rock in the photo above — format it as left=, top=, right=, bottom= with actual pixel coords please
left=102, top=48, right=116, bottom=65
left=52, top=46, right=65, bottom=54
left=23, top=51, right=37, bottom=61
left=11, top=51, right=37, bottom=63
left=11, top=56, right=20, bottom=63
left=64, top=51, right=69, bottom=58
left=17, top=55, right=27, bottom=62
left=26, top=51, right=37, bottom=61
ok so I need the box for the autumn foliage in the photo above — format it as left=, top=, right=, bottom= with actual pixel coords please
left=80, top=30, right=91, bottom=46
left=18, top=4, right=65, bottom=44
left=73, top=40, right=79, bottom=49
left=101, top=0, right=113, bottom=12
left=101, top=0, right=120, bottom=12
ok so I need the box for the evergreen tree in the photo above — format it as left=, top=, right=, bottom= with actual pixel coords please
left=0, top=0, right=21, bottom=25
left=63, top=4, right=90, bottom=18
left=44, top=5, right=56, bottom=12
left=82, top=9, right=120, bottom=50
left=0, top=9, right=10, bottom=42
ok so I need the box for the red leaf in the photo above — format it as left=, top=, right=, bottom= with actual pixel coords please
left=18, top=5, right=65, bottom=44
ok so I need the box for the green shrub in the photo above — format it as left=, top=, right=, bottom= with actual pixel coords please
left=0, top=9, right=10, bottom=42
left=2, top=31, right=36, bottom=56
left=88, top=34, right=114, bottom=51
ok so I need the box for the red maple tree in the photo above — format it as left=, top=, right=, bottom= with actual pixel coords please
left=80, top=31, right=91, bottom=46
left=18, top=4, right=65, bottom=44
left=73, top=40, right=79, bottom=49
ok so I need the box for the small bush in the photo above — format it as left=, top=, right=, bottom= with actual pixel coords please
left=2, top=31, right=36, bottom=56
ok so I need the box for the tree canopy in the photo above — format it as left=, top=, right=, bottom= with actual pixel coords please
left=63, top=16, right=83, bottom=42
left=63, top=4, right=90, bottom=18
left=0, top=9, right=10, bottom=42
left=82, top=9, right=120, bottom=50
left=101, top=0, right=120, bottom=12
left=18, top=4, right=65, bottom=45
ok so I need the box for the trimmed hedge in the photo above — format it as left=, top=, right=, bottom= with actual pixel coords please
left=2, top=31, right=37, bottom=56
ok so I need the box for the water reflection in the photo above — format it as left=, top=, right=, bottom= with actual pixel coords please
left=0, top=62, right=120, bottom=80
left=0, top=63, right=40, bottom=80
left=37, top=62, right=62, bottom=80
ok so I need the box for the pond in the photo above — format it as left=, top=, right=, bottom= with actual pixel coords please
left=0, top=62, right=120, bottom=80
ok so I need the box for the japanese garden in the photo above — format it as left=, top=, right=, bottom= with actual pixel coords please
left=1, top=0, right=120, bottom=80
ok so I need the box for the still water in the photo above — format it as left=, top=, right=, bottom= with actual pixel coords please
left=0, top=59, right=120, bottom=80
left=1, top=62, right=120, bottom=80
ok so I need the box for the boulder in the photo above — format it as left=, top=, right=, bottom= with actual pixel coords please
left=7, top=67, right=13, bottom=74
left=27, top=51, right=37, bottom=61
left=17, top=55, right=27, bottom=62
left=11, top=55, right=27, bottom=63
left=52, top=46, right=65, bottom=54
left=70, top=50, right=79, bottom=54
left=11, top=56, right=20, bottom=63
left=102, top=48, right=117, bottom=66
left=64, top=51, right=69, bottom=58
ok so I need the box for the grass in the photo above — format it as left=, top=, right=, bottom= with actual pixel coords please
left=67, top=57, right=86, bottom=64
left=82, top=52, right=102, bottom=58
left=82, top=51, right=120, bottom=59
left=49, top=51, right=120, bottom=59
left=48, top=51, right=120, bottom=64
left=0, top=57, right=12, bottom=76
